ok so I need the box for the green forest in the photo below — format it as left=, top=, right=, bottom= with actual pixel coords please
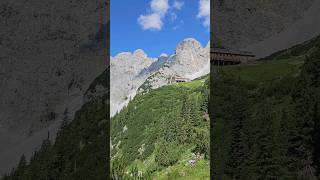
left=111, top=77, right=210, bottom=179
left=211, top=36, right=320, bottom=179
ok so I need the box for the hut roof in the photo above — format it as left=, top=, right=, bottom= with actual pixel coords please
left=174, top=75, right=190, bottom=81
left=211, top=48, right=255, bottom=57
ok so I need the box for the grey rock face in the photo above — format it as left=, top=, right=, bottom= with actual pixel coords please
left=213, top=0, right=316, bottom=50
left=169, top=38, right=210, bottom=80
left=110, top=50, right=158, bottom=116
left=0, top=0, right=108, bottom=175
left=111, top=38, right=209, bottom=116
left=245, top=0, right=320, bottom=57
left=139, top=38, right=209, bottom=93
left=0, top=0, right=107, bottom=135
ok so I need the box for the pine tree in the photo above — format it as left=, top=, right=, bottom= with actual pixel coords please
left=111, top=157, right=126, bottom=180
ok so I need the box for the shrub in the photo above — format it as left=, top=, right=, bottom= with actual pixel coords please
left=154, top=140, right=181, bottom=167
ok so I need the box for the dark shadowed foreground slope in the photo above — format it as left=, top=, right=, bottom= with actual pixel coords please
left=211, top=35, right=320, bottom=179
left=1, top=69, right=109, bottom=180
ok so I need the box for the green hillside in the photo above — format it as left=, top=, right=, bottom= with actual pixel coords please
left=111, top=77, right=210, bottom=179
left=218, top=57, right=303, bottom=82
left=211, top=36, right=320, bottom=179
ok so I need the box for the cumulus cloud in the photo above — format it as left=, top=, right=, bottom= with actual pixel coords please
left=138, top=13, right=163, bottom=30
left=151, top=0, right=169, bottom=15
left=173, top=0, right=184, bottom=10
left=197, top=0, right=210, bottom=28
left=138, top=0, right=169, bottom=31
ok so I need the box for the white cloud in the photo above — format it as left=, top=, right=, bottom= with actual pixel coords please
left=170, top=1, right=183, bottom=22
left=197, top=0, right=210, bottom=28
left=138, top=13, right=163, bottom=30
left=173, top=0, right=184, bottom=10
left=151, top=0, right=169, bottom=15
left=138, top=0, right=169, bottom=31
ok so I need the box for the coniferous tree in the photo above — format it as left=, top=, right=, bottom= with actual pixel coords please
left=15, top=154, right=27, bottom=179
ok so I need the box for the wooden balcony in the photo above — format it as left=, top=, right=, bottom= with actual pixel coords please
left=211, top=48, right=255, bottom=65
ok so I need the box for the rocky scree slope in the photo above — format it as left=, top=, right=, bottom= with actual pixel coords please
left=213, top=0, right=316, bottom=52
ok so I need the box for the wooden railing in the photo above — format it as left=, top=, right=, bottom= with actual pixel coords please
left=211, top=53, right=255, bottom=64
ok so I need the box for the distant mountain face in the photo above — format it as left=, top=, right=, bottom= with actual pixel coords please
left=110, top=38, right=209, bottom=116
left=213, top=0, right=317, bottom=53
left=110, top=50, right=156, bottom=116
left=0, top=0, right=108, bottom=136
left=0, top=0, right=108, bottom=175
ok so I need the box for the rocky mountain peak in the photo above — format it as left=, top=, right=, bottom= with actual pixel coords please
left=175, top=38, right=203, bottom=54
left=112, top=50, right=151, bottom=63
left=133, top=49, right=148, bottom=59
left=113, top=52, right=131, bottom=59
left=160, top=53, right=168, bottom=57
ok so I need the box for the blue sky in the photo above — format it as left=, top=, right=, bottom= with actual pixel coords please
left=111, top=0, right=210, bottom=57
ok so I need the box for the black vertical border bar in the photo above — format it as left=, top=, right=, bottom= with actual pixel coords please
left=100, top=0, right=110, bottom=178
left=107, top=0, right=111, bottom=177
left=210, top=0, right=214, bottom=179
left=107, top=0, right=111, bottom=178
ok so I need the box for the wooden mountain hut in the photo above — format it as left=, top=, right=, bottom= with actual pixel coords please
left=211, top=48, right=255, bottom=65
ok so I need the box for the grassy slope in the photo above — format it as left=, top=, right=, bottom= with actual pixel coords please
left=111, top=76, right=210, bottom=179
left=218, top=57, right=303, bottom=83
left=128, top=149, right=210, bottom=180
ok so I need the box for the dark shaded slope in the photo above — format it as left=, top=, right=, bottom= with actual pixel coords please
left=210, top=38, right=320, bottom=179
left=264, top=35, right=320, bottom=60
left=1, top=68, right=110, bottom=180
